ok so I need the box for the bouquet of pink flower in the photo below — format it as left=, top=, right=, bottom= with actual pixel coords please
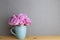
left=8, top=13, right=31, bottom=26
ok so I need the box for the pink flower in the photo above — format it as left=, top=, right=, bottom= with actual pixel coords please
left=24, top=18, right=31, bottom=26
left=8, top=14, right=20, bottom=25
left=8, top=13, right=31, bottom=26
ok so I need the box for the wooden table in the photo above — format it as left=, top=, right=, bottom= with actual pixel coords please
left=0, top=36, right=60, bottom=40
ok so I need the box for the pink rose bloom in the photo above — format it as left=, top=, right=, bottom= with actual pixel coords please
left=24, top=18, right=31, bottom=26
left=8, top=14, right=20, bottom=26
left=8, top=13, right=31, bottom=26
left=18, top=13, right=28, bottom=20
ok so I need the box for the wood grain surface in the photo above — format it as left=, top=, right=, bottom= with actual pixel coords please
left=0, top=36, right=60, bottom=40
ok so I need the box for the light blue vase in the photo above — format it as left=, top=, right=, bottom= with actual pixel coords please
left=10, top=26, right=27, bottom=40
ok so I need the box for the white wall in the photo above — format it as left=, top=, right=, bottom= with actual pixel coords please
left=0, top=0, right=60, bottom=35
left=0, top=0, right=10, bottom=35
left=8, top=0, right=60, bottom=36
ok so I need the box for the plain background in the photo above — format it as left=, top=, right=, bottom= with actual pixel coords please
left=0, top=0, right=60, bottom=36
